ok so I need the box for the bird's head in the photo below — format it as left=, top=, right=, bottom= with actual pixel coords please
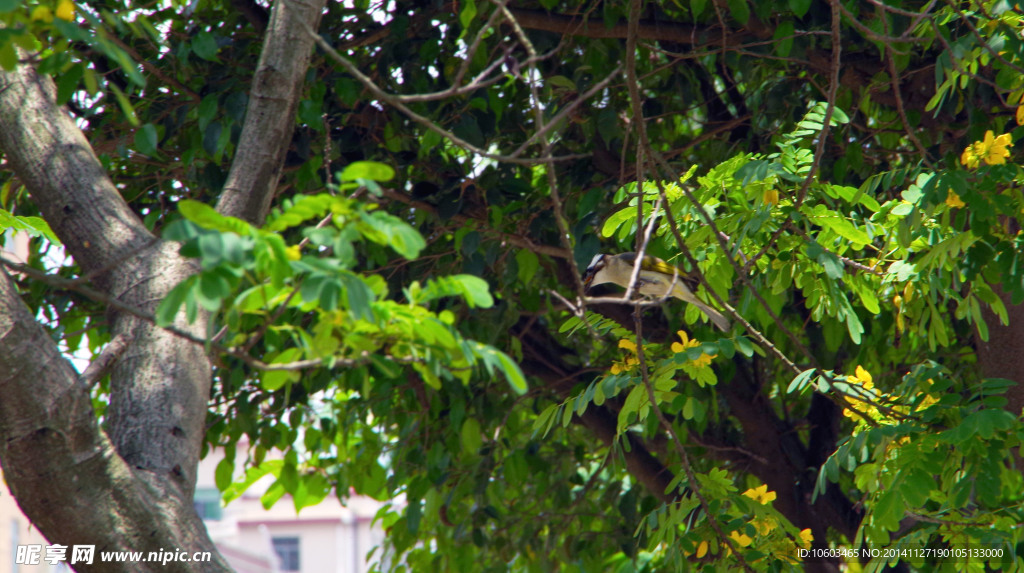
left=582, top=253, right=612, bottom=289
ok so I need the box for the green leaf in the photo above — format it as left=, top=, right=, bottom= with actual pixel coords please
left=215, top=457, right=234, bottom=491
left=459, top=0, right=477, bottom=30
left=475, top=344, right=527, bottom=394
left=806, top=205, right=872, bottom=247
left=872, top=489, right=903, bottom=531
left=134, top=123, right=159, bottom=156
left=197, top=94, right=218, bottom=131
left=516, top=249, right=539, bottom=284
left=460, top=418, right=483, bottom=454
left=108, top=84, right=139, bottom=126
left=293, top=473, right=330, bottom=511
left=360, top=210, right=425, bottom=259
left=340, top=160, right=395, bottom=183
left=55, top=63, right=83, bottom=105
left=0, top=41, right=16, bottom=71
left=547, top=75, right=577, bottom=91
left=727, top=0, right=750, bottom=24
left=339, top=271, right=376, bottom=321
left=419, top=274, right=494, bottom=308
left=155, top=276, right=198, bottom=326
left=601, top=208, right=636, bottom=238
left=223, top=461, right=283, bottom=503
left=789, top=0, right=811, bottom=17
left=262, top=348, right=304, bottom=391
left=787, top=368, right=816, bottom=394
left=0, top=211, right=60, bottom=243
left=191, top=31, right=220, bottom=61
left=203, top=121, right=223, bottom=157
left=178, top=200, right=254, bottom=235
left=848, top=279, right=881, bottom=314
left=773, top=21, right=795, bottom=58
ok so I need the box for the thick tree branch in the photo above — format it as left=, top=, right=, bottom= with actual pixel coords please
left=0, top=269, right=231, bottom=572
left=0, top=24, right=223, bottom=567
left=0, top=63, right=152, bottom=275
left=217, top=0, right=328, bottom=226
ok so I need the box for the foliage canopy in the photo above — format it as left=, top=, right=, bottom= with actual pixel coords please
left=3, top=0, right=1024, bottom=571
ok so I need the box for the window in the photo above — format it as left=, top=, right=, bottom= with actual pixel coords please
left=272, top=537, right=300, bottom=572
left=192, top=488, right=222, bottom=521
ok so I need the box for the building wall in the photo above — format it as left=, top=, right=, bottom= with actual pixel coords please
left=0, top=449, right=389, bottom=573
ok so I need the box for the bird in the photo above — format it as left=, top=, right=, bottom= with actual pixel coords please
left=582, top=252, right=731, bottom=331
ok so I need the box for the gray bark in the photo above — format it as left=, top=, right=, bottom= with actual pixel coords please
left=0, top=0, right=326, bottom=568
left=218, top=0, right=327, bottom=226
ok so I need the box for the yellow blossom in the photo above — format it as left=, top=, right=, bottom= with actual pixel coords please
left=842, top=365, right=877, bottom=419
left=798, top=528, right=814, bottom=549
left=753, top=518, right=777, bottom=535
left=670, top=330, right=699, bottom=354
left=1017, top=105, right=1024, bottom=126
left=961, top=130, right=1013, bottom=168
left=763, top=187, right=780, bottom=206
left=916, top=392, right=939, bottom=410
left=285, top=245, right=302, bottom=261
left=689, top=352, right=714, bottom=368
left=696, top=540, right=709, bottom=558
left=743, top=484, right=777, bottom=504
left=847, top=365, right=873, bottom=390
left=671, top=330, right=716, bottom=368
left=56, top=0, right=75, bottom=21
left=945, top=190, right=966, bottom=208
left=610, top=339, right=639, bottom=375
left=730, top=531, right=753, bottom=547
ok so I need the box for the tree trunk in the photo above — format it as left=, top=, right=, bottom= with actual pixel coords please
left=0, top=0, right=326, bottom=568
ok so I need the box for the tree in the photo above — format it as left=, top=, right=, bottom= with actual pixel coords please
left=1, top=0, right=1023, bottom=571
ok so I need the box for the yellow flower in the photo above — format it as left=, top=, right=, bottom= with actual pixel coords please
left=730, top=531, right=753, bottom=547
left=763, top=187, right=780, bottom=206
left=945, top=190, right=966, bottom=208
left=285, top=245, right=302, bottom=261
left=1017, top=105, right=1024, bottom=126
left=743, top=484, right=777, bottom=505
left=671, top=330, right=716, bottom=368
left=798, top=528, right=814, bottom=549
left=689, top=353, right=714, bottom=368
left=611, top=339, right=639, bottom=374
left=961, top=130, right=1013, bottom=168
left=961, top=146, right=979, bottom=168
left=984, top=132, right=1013, bottom=165
left=847, top=365, right=873, bottom=390
left=916, top=392, right=939, bottom=409
left=670, top=330, right=698, bottom=354
left=753, top=518, right=777, bottom=535
left=56, top=0, right=75, bottom=21
left=610, top=359, right=637, bottom=375
left=696, top=540, right=709, bottom=558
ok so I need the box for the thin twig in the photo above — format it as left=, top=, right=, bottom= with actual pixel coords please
left=79, top=333, right=130, bottom=389
left=303, top=21, right=590, bottom=166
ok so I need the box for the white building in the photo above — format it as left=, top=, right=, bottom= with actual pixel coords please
left=0, top=450, right=389, bottom=573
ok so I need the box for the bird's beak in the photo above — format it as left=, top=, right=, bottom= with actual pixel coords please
left=582, top=268, right=596, bottom=289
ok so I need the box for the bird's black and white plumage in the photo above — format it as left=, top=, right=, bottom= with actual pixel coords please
left=582, top=252, right=731, bottom=331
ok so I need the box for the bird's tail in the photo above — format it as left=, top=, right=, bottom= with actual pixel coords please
left=694, top=301, right=731, bottom=332
left=672, top=284, right=731, bottom=331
